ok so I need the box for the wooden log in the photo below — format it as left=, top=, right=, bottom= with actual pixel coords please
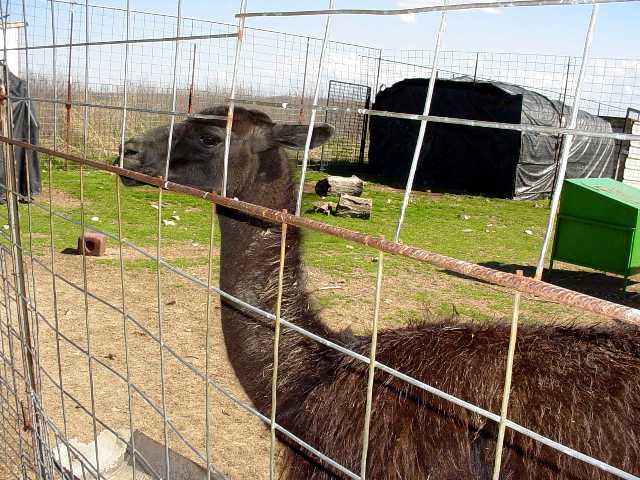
left=335, top=194, right=372, bottom=219
left=311, top=201, right=337, bottom=215
left=315, top=175, right=364, bottom=197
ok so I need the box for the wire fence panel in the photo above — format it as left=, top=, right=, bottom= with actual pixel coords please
left=16, top=1, right=384, bottom=166
left=5, top=1, right=640, bottom=166
left=376, top=50, right=640, bottom=118
left=1, top=130, right=639, bottom=478
left=320, top=80, right=371, bottom=167
left=0, top=1, right=640, bottom=480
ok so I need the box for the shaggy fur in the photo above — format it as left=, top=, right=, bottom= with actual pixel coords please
left=280, top=321, right=640, bottom=479
left=120, top=106, right=640, bottom=479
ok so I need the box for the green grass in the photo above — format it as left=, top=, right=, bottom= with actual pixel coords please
left=8, top=160, right=220, bottom=256
left=11, top=164, right=551, bottom=267
left=5, top=162, right=597, bottom=324
left=300, top=169, right=548, bottom=273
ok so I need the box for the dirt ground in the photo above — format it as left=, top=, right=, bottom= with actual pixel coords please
left=0, top=240, right=394, bottom=480
left=0, top=234, right=628, bottom=480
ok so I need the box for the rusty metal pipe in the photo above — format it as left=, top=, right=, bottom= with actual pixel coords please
left=0, top=135, right=638, bottom=324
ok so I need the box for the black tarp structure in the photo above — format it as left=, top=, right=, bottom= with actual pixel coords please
left=0, top=69, right=40, bottom=200
left=368, top=78, right=617, bottom=199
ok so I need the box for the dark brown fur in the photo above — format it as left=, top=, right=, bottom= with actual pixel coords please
left=280, top=321, right=640, bottom=479
left=121, top=106, right=640, bottom=479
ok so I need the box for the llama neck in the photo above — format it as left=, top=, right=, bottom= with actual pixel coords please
left=217, top=148, right=335, bottom=413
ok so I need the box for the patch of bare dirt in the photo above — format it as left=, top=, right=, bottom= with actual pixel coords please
left=306, top=261, right=613, bottom=334
left=8, top=251, right=269, bottom=480
left=34, top=189, right=85, bottom=209
left=100, top=241, right=218, bottom=262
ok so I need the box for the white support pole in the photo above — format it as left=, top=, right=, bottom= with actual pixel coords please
left=155, top=2, right=183, bottom=478
left=359, top=249, right=384, bottom=479
left=294, top=0, right=335, bottom=217
left=222, top=0, right=247, bottom=197
left=114, top=1, right=137, bottom=478
left=393, top=5, right=447, bottom=243
left=491, top=271, right=523, bottom=480
left=535, top=5, right=599, bottom=280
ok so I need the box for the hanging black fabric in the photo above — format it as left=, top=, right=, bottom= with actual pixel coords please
left=0, top=69, right=41, bottom=199
left=368, top=78, right=616, bottom=200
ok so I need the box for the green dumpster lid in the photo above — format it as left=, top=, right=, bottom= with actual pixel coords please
left=565, top=178, right=640, bottom=209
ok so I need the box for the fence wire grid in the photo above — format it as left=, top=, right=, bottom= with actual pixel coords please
left=2, top=0, right=639, bottom=163
left=0, top=1, right=639, bottom=480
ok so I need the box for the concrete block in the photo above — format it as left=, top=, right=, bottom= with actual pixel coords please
left=50, top=429, right=224, bottom=480
left=78, top=232, right=107, bottom=256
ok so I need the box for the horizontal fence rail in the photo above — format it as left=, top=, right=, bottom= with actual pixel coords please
left=0, top=134, right=638, bottom=324
left=236, top=0, right=640, bottom=18
left=231, top=98, right=640, bottom=142
left=2, top=32, right=239, bottom=51
left=9, top=92, right=640, bottom=142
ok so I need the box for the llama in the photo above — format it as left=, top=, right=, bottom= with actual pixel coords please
left=120, top=106, right=640, bottom=479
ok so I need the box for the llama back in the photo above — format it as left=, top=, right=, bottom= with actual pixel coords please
left=280, top=319, right=640, bottom=479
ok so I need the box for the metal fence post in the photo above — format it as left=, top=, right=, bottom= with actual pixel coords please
left=550, top=57, right=572, bottom=195
left=536, top=7, right=599, bottom=280
left=64, top=7, right=74, bottom=166
left=0, top=63, right=46, bottom=478
left=362, top=49, right=384, bottom=168
left=472, top=51, right=479, bottom=86
left=491, top=270, right=523, bottom=480
left=299, top=37, right=311, bottom=124
left=373, top=48, right=383, bottom=96
left=358, top=87, right=372, bottom=164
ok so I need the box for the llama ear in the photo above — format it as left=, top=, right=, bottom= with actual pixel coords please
left=271, top=123, right=335, bottom=150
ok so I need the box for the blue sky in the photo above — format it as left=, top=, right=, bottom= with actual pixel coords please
left=94, top=0, right=638, bottom=58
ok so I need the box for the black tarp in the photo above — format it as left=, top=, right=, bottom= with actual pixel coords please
left=0, top=69, right=40, bottom=199
left=368, top=78, right=616, bottom=199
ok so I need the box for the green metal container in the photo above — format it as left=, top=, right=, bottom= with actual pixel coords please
left=550, top=178, right=640, bottom=289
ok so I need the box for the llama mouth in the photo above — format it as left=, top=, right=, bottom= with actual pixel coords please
left=112, top=158, right=147, bottom=187
left=119, top=175, right=144, bottom=187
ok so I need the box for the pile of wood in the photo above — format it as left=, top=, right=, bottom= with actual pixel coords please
left=312, top=175, right=372, bottom=219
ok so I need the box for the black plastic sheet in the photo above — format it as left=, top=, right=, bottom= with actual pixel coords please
left=369, top=78, right=617, bottom=200
left=0, top=69, right=41, bottom=199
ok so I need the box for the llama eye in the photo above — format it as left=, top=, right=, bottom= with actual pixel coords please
left=124, top=149, right=138, bottom=156
left=200, top=135, right=219, bottom=147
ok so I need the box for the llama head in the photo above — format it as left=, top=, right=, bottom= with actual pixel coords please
left=116, top=105, right=334, bottom=195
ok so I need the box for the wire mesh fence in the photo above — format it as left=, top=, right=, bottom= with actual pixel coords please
left=376, top=50, right=640, bottom=118
left=319, top=80, right=371, bottom=167
left=0, top=1, right=640, bottom=480
left=15, top=0, right=382, bottom=165
left=3, top=0, right=639, bottom=166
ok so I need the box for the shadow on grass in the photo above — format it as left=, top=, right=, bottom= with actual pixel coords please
left=441, top=261, right=640, bottom=308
